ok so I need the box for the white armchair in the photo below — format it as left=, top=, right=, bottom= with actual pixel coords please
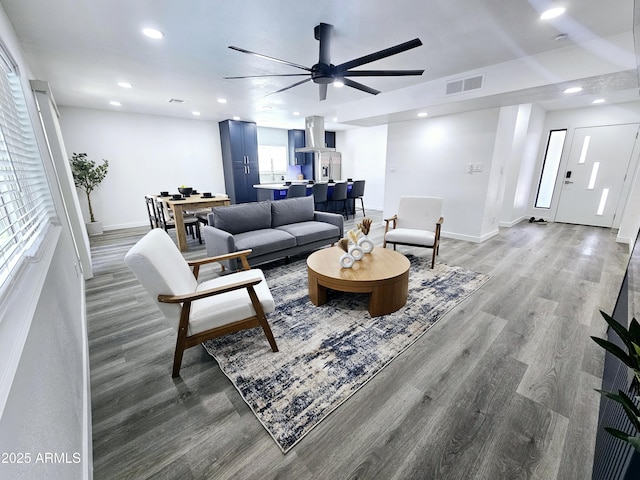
left=383, top=196, right=444, bottom=268
left=124, top=228, right=278, bottom=377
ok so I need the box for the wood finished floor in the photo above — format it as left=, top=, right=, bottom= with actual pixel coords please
left=86, top=213, right=629, bottom=479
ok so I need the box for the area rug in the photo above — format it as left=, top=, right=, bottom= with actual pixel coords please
left=203, top=255, right=490, bottom=452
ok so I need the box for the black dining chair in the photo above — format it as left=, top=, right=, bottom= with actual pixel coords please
left=155, top=199, right=202, bottom=244
left=312, top=183, right=328, bottom=211
left=347, top=180, right=366, bottom=217
left=327, top=182, right=348, bottom=219
left=286, top=184, right=307, bottom=198
left=145, top=195, right=158, bottom=229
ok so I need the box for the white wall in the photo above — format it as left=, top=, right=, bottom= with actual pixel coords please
left=337, top=125, right=388, bottom=211
left=384, top=108, right=501, bottom=242
left=58, top=107, right=226, bottom=229
left=0, top=3, right=91, bottom=479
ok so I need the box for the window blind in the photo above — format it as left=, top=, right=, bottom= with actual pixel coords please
left=0, top=48, right=55, bottom=290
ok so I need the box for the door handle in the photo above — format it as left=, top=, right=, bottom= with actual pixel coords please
left=564, top=180, right=573, bottom=184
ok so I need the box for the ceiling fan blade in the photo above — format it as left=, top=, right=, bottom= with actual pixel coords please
left=265, top=77, right=312, bottom=97
left=342, top=69, right=424, bottom=77
left=334, top=38, right=423, bottom=73
left=315, top=23, right=334, bottom=65
left=224, top=74, right=310, bottom=79
left=319, top=84, right=328, bottom=101
left=228, top=46, right=312, bottom=72
left=342, top=78, right=380, bottom=96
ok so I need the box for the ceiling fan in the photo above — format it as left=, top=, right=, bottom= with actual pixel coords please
left=225, top=23, right=424, bottom=101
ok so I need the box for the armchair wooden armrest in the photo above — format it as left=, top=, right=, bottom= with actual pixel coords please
left=188, top=249, right=253, bottom=278
left=383, top=214, right=398, bottom=234
left=158, top=276, right=262, bottom=304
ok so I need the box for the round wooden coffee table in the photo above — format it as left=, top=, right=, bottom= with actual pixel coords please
left=307, top=246, right=410, bottom=317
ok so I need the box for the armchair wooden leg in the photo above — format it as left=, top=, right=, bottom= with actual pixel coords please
left=247, top=286, right=278, bottom=352
left=172, top=304, right=192, bottom=377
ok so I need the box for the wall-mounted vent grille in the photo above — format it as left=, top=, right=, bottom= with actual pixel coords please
left=446, top=75, right=484, bottom=95
left=168, top=98, right=187, bottom=103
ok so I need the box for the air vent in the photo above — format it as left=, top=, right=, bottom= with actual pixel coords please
left=168, top=98, right=187, bottom=103
left=446, top=75, right=484, bottom=95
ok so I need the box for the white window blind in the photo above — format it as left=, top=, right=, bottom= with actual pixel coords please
left=0, top=49, right=55, bottom=290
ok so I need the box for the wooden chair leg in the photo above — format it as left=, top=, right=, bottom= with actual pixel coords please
left=247, top=286, right=278, bottom=352
left=172, top=305, right=192, bottom=377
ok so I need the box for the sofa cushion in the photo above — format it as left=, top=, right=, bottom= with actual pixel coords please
left=212, top=201, right=271, bottom=234
left=276, top=221, right=340, bottom=246
left=271, top=196, right=314, bottom=228
left=233, top=228, right=296, bottom=257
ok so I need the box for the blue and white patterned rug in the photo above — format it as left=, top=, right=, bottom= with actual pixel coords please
left=203, top=255, right=490, bottom=452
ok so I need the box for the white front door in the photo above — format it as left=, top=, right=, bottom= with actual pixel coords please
left=555, top=124, right=639, bottom=227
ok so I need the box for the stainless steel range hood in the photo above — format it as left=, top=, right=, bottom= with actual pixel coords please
left=295, top=115, right=336, bottom=153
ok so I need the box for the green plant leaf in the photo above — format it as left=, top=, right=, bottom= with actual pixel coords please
left=600, top=310, right=634, bottom=354
left=592, top=336, right=637, bottom=370
left=605, top=427, right=633, bottom=442
left=597, top=389, right=640, bottom=430
left=629, top=318, right=640, bottom=341
left=604, top=429, right=640, bottom=452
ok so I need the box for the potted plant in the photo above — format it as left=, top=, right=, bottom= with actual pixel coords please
left=69, top=152, right=109, bottom=236
left=592, top=310, right=640, bottom=451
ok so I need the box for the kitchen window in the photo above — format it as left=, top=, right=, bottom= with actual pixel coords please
left=258, top=145, right=287, bottom=183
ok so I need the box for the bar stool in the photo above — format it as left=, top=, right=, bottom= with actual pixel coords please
left=347, top=180, right=366, bottom=217
left=328, top=182, right=348, bottom=219
left=312, top=183, right=328, bottom=211
left=286, top=184, right=307, bottom=198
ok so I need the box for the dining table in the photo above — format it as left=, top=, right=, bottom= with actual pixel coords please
left=159, top=193, right=231, bottom=251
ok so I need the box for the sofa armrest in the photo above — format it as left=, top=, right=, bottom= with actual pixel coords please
left=314, top=211, right=344, bottom=237
left=202, top=225, right=237, bottom=269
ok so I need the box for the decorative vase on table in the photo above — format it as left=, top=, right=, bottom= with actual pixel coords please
left=339, top=252, right=355, bottom=268
left=357, top=235, right=374, bottom=254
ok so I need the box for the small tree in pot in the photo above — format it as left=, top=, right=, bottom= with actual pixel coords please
left=69, top=152, right=109, bottom=235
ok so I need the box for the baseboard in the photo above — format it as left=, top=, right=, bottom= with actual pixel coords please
left=498, top=215, right=528, bottom=228
left=104, top=221, right=148, bottom=231
left=442, top=229, right=499, bottom=243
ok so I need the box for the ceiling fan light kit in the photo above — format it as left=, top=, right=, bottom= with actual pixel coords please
left=226, top=23, right=425, bottom=101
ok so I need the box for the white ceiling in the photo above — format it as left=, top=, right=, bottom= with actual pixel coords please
left=2, top=0, right=638, bottom=130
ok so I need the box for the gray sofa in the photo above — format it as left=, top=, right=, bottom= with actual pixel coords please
left=202, top=195, right=344, bottom=270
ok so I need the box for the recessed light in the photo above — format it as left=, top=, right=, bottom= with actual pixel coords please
left=564, top=86, right=582, bottom=94
left=592, top=98, right=605, bottom=104
left=334, top=80, right=345, bottom=88
left=142, top=28, right=164, bottom=39
left=233, top=116, right=240, bottom=121
left=540, top=7, right=566, bottom=20
left=109, top=101, right=121, bottom=106
left=293, top=111, right=300, bottom=116
left=332, top=117, right=338, bottom=122
left=417, top=112, right=428, bottom=117
left=217, top=98, right=227, bottom=104
left=192, top=111, right=201, bottom=116
left=118, top=82, right=132, bottom=89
